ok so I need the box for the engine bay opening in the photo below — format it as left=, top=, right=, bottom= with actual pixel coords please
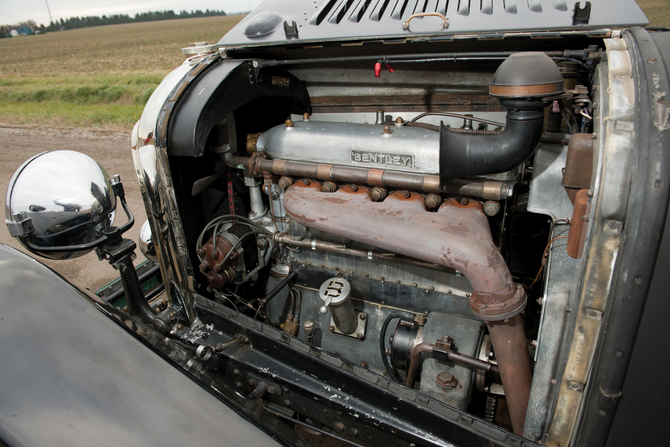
left=160, top=42, right=599, bottom=441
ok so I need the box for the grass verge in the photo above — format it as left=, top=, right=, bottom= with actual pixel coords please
left=0, top=102, right=145, bottom=130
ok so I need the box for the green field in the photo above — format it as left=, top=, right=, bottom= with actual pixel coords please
left=0, top=15, right=245, bottom=130
left=0, top=2, right=667, bottom=131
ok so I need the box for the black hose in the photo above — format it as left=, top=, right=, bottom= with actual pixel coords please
left=263, top=271, right=297, bottom=304
left=380, top=311, right=415, bottom=384
left=439, top=102, right=545, bottom=183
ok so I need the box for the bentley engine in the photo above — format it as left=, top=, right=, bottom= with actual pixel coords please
left=129, top=36, right=609, bottom=440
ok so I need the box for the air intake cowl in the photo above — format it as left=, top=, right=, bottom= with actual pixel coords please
left=440, top=52, right=563, bottom=184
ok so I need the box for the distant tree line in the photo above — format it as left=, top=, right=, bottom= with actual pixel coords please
left=1, top=9, right=226, bottom=37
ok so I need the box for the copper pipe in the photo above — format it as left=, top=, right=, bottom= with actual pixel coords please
left=487, top=315, right=533, bottom=435
left=405, top=343, right=496, bottom=389
left=224, top=153, right=513, bottom=200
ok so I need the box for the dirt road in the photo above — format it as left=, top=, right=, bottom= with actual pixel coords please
left=0, top=125, right=147, bottom=294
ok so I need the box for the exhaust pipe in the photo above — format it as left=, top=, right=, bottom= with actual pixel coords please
left=284, top=181, right=531, bottom=433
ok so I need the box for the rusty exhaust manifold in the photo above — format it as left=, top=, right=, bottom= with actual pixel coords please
left=284, top=181, right=532, bottom=435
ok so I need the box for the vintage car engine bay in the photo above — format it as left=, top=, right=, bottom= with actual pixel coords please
left=5, top=1, right=669, bottom=446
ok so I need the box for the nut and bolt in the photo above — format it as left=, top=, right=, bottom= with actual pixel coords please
left=436, top=371, right=459, bottom=388
left=322, top=181, right=338, bottom=193
left=303, top=112, right=311, bottom=121
left=459, top=197, right=469, bottom=206
left=371, top=187, right=388, bottom=202
left=329, top=325, right=335, bottom=332
left=350, top=184, right=358, bottom=192
left=278, top=176, right=294, bottom=190
left=395, top=117, right=404, bottom=125
left=360, top=362, right=368, bottom=368
left=383, top=125, right=392, bottom=135
left=425, top=194, right=442, bottom=209
left=285, top=119, right=293, bottom=127
left=356, top=333, right=364, bottom=340
left=483, top=200, right=501, bottom=217
left=359, top=313, right=367, bottom=320
left=401, top=190, right=411, bottom=198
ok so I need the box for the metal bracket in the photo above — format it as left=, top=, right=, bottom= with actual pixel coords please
left=331, top=312, right=367, bottom=340
left=6, top=212, right=34, bottom=237
left=283, top=20, right=299, bottom=39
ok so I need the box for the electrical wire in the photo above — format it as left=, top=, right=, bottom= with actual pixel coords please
left=292, top=286, right=302, bottom=319
left=410, top=111, right=505, bottom=127
left=560, top=108, right=575, bottom=134
left=215, top=293, right=239, bottom=312
left=529, top=236, right=569, bottom=288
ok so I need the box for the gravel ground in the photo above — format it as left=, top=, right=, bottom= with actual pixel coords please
left=0, top=125, right=147, bottom=293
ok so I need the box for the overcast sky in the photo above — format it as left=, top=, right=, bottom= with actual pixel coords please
left=1, top=0, right=264, bottom=26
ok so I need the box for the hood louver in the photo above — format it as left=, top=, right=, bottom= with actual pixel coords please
left=218, top=0, right=648, bottom=47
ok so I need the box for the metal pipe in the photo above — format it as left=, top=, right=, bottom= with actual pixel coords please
left=254, top=50, right=583, bottom=69
left=487, top=316, right=533, bottom=435
left=284, top=184, right=518, bottom=302
left=261, top=271, right=297, bottom=305
left=225, top=153, right=513, bottom=200
left=405, top=342, right=496, bottom=389
left=273, top=234, right=450, bottom=272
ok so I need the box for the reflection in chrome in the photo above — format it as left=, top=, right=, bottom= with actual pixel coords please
left=5, top=151, right=116, bottom=260
left=139, top=220, right=158, bottom=263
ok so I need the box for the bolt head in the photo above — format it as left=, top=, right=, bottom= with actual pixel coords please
left=329, top=325, right=335, bottom=332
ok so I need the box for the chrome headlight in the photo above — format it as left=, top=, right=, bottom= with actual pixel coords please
left=5, top=150, right=116, bottom=260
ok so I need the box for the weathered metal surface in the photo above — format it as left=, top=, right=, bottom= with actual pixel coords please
left=527, top=138, right=575, bottom=221
left=218, top=0, right=647, bottom=47
left=284, top=181, right=515, bottom=300
left=545, top=37, right=632, bottom=447
left=405, top=342, right=494, bottom=389
left=257, top=119, right=439, bottom=174
left=309, top=94, right=503, bottom=114
left=563, top=134, right=594, bottom=204
left=284, top=180, right=533, bottom=433
left=487, top=315, right=533, bottom=435
left=567, top=189, right=590, bottom=258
